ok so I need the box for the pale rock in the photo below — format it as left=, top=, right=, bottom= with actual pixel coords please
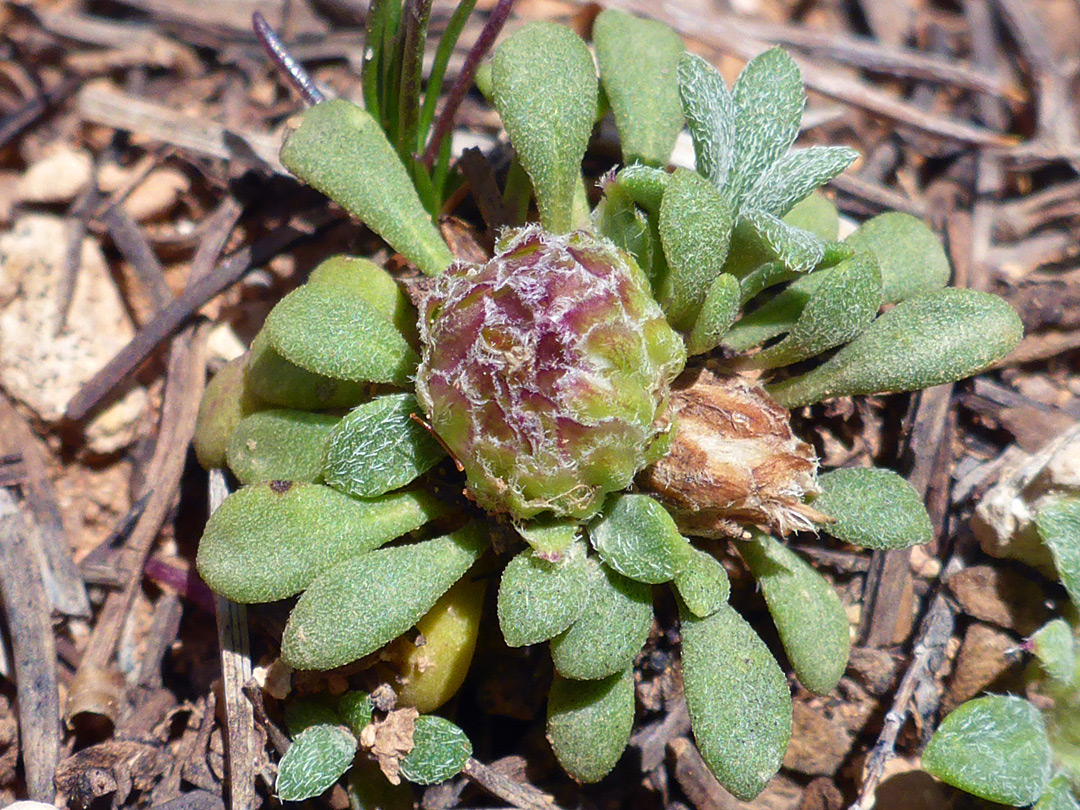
left=972, top=424, right=1080, bottom=575
left=0, top=214, right=135, bottom=422
left=84, top=385, right=148, bottom=454
left=123, top=166, right=189, bottom=221
left=206, top=322, right=247, bottom=366
left=16, top=144, right=93, bottom=204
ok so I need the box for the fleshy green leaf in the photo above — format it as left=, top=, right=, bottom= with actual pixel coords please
left=245, top=330, right=372, bottom=411
left=1032, top=619, right=1076, bottom=687
left=593, top=182, right=654, bottom=275
left=658, top=168, right=734, bottom=330
left=722, top=274, right=811, bottom=352
left=265, top=283, right=419, bottom=386
left=547, top=669, right=635, bottom=784
left=283, top=699, right=344, bottom=737
left=740, top=249, right=881, bottom=369
left=323, top=393, right=445, bottom=498
left=197, top=483, right=447, bottom=603
left=550, top=557, right=653, bottom=680
left=594, top=9, right=684, bottom=167
left=681, top=603, right=792, bottom=801
left=226, top=409, right=339, bottom=485
left=729, top=48, right=805, bottom=206
left=783, top=191, right=839, bottom=241
left=1037, top=496, right=1080, bottom=609
left=276, top=724, right=358, bottom=802
left=497, top=541, right=589, bottom=648
left=516, top=518, right=579, bottom=559
left=677, top=53, right=735, bottom=188
left=589, top=493, right=694, bottom=584
left=923, top=695, right=1051, bottom=806
left=687, top=273, right=740, bottom=356
left=768, top=289, right=1024, bottom=407
left=307, top=255, right=419, bottom=345
left=672, top=547, right=730, bottom=619
left=492, top=22, right=597, bottom=233
left=1035, top=776, right=1080, bottom=810
left=399, top=716, right=472, bottom=785
left=337, top=691, right=374, bottom=736
left=739, top=533, right=849, bottom=695
left=812, top=468, right=932, bottom=550
left=745, top=147, right=857, bottom=217
left=843, top=212, right=950, bottom=304
left=280, top=99, right=452, bottom=277
left=194, top=355, right=263, bottom=470
left=615, top=164, right=669, bottom=214
left=737, top=209, right=824, bottom=275
left=348, top=759, right=415, bottom=810
left=282, top=523, right=488, bottom=670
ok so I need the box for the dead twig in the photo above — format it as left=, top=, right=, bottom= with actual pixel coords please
left=210, top=469, right=259, bottom=810
left=851, top=587, right=956, bottom=810
left=65, top=209, right=334, bottom=422
left=0, top=489, right=60, bottom=802
left=0, top=395, right=90, bottom=617
left=66, top=323, right=210, bottom=720
left=462, top=757, right=562, bottom=810
left=75, top=84, right=286, bottom=174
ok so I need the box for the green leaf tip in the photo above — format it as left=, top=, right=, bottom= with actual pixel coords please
left=677, top=52, right=734, bottom=188
left=547, top=668, right=635, bottom=783
left=812, top=467, right=932, bottom=550
left=550, top=556, right=653, bottom=680
left=729, top=47, right=805, bottom=207
left=681, top=603, right=792, bottom=801
left=280, top=99, right=452, bottom=276
left=1036, top=496, right=1080, bottom=610
left=923, top=695, right=1051, bottom=806
left=399, top=716, right=472, bottom=785
left=658, top=168, right=734, bottom=330
left=768, top=288, right=1023, bottom=407
left=492, top=22, right=597, bottom=233
left=844, top=212, right=951, bottom=304
left=226, top=409, right=338, bottom=486
left=197, top=483, right=447, bottom=603
left=276, top=723, right=358, bottom=801
left=593, top=9, right=684, bottom=167
left=265, top=282, right=419, bottom=387
left=589, top=493, right=693, bottom=584
left=323, top=393, right=446, bottom=499
left=282, top=522, right=488, bottom=670
left=739, top=533, right=848, bottom=695
left=497, top=541, right=589, bottom=648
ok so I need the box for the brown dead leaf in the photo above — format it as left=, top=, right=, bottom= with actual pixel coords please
left=359, top=707, right=419, bottom=785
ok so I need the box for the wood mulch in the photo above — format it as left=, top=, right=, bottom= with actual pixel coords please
left=0, top=0, right=1078, bottom=808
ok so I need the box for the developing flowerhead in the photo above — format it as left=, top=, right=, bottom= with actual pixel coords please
left=415, top=226, right=686, bottom=521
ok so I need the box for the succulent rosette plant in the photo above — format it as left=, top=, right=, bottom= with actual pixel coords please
left=193, top=8, right=1024, bottom=802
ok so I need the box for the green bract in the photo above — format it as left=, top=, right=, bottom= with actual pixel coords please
left=195, top=7, right=1025, bottom=802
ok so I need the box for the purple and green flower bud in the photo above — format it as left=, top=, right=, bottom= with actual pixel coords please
left=415, top=226, right=686, bottom=521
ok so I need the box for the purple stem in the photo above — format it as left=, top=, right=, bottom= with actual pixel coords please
left=252, top=11, right=325, bottom=107
left=143, top=556, right=217, bottom=614
left=420, top=0, right=516, bottom=169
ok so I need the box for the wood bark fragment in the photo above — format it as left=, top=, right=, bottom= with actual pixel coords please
left=668, top=737, right=743, bottom=810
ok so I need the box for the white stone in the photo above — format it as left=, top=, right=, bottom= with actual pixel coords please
left=0, top=214, right=135, bottom=422
left=16, top=144, right=93, bottom=204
